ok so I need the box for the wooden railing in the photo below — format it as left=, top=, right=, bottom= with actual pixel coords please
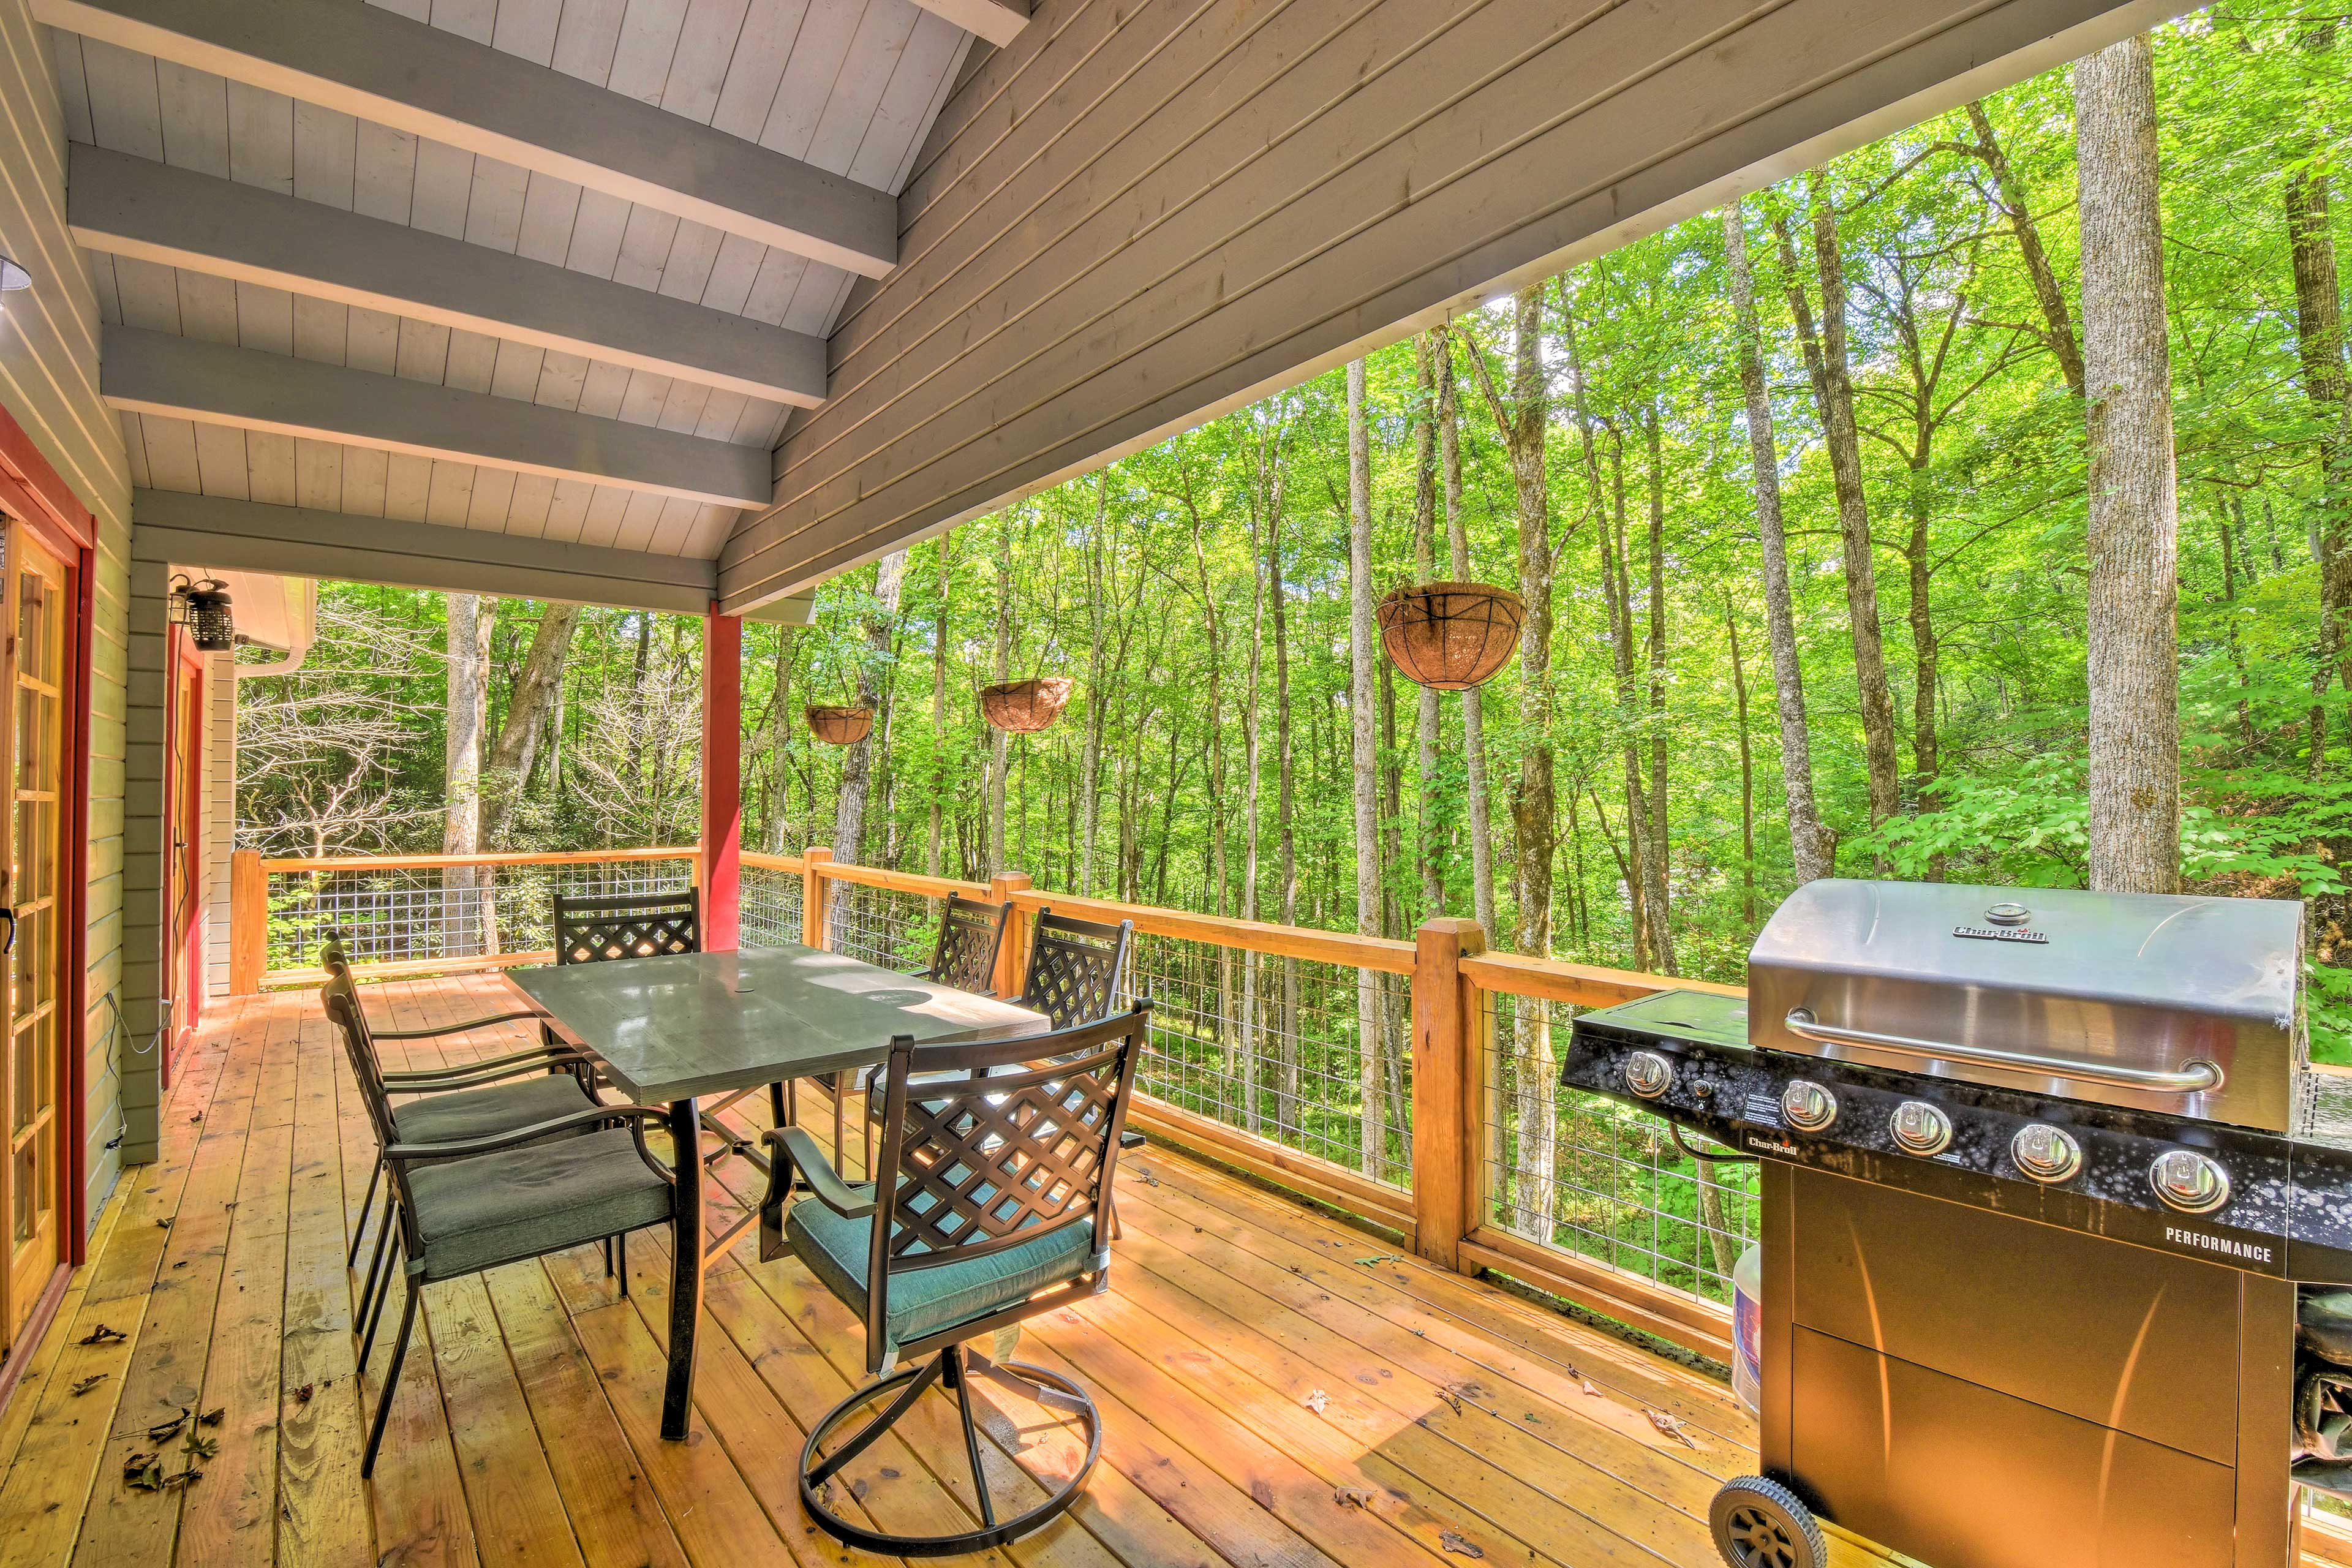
left=237, top=842, right=1735, bottom=1359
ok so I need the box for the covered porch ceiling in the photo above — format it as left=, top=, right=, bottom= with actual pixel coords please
left=35, top=0, right=2184, bottom=617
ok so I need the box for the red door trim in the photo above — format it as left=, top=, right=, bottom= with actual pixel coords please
left=162, top=632, right=205, bottom=1086
left=0, top=400, right=100, bottom=1267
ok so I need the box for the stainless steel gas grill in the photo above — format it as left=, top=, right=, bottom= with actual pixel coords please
left=1562, top=879, right=2352, bottom=1568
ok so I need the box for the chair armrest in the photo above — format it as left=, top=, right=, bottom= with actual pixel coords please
left=382, top=1043, right=585, bottom=1083
left=383, top=1054, right=597, bottom=1095
left=372, top=1008, right=548, bottom=1040
left=387, top=1104, right=668, bottom=1166
left=763, top=1125, right=876, bottom=1218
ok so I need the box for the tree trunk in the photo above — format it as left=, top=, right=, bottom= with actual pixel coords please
left=442, top=593, right=492, bottom=956
left=1079, top=478, right=1109, bottom=894
left=1189, top=472, right=1235, bottom=1079
left=1723, top=202, right=1835, bottom=883
left=1270, top=472, right=1301, bottom=1132
left=1241, top=483, right=1268, bottom=1131
left=1347, top=357, right=1386, bottom=1179
left=927, top=536, right=952, bottom=877
left=833, top=551, right=907, bottom=867
left=769, top=630, right=791, bottom=852
left=1641, top=407, right=1676, bottom=974
left=1965, top=99, right=2086, bottom=398
left=2076, top=34, right=2180, bottom=894
left=1906, top=463, right=1944, bottom=880
left=987, top=513, right=1013, bottom=877
left=1438, top=328, right=1498, bottom=940
left=1412, top=331, right=1446, bottom=919
left=1779, top=203, right=1903, bottom=847
left=1726, top=592, right=1758, bottom=925
left=2288, top=23, right=2351, bottom=778
left=480, top=601, right=581, bottom=845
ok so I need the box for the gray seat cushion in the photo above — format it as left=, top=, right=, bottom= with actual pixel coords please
left=786, top=1194, right=1097, bottom=1352
left=391, top=1073, right=594, bottom=1146
left=408, top=1129, right=673, bottom=1281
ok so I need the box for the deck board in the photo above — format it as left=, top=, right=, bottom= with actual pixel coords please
left=7, top=977, right=2335, bottom=1568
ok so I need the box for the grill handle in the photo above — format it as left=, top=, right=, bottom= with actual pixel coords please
left=1782, top=1009, right=2225, bottom=1095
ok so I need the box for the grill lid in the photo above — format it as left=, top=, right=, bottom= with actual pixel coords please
left=1745, top=880, right=2305, bottom=1131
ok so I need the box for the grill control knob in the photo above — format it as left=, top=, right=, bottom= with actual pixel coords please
left=1890, top=1100, right=1953, bottom=1157
left=1781, top=1079, right=1838, bottom=1132
left=2150, top=1149, right=2231, bottom=1215
left=1623, top=1050, right=1674, bottom=1101
left=2011, top=1124, right=2082, bottom=1184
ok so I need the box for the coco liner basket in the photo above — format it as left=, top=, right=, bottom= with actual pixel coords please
left=1376, top=579, right=1526, bottom=690
left=805, top=705, right=874, bottom=746
left=979, top=676, right=1076, bottom=734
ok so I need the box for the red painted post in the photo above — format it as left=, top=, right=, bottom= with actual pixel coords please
left=700, top=606, right=742, bottom=951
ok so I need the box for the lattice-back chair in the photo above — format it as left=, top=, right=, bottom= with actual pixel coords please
left=553, top=888, right=701, bottom=965
left=1015, top=908, right=1133, bottom=1028
left=323, top=984, right=677, bottom=1479
left=317, top=941, right=620, bottom=1310
left=924, top=891, right=1010, bottom=994
left=756, top=1001, right=1150, bottom=1556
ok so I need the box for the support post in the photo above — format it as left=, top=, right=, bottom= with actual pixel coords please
left=229, top=848, right=265, bottom=995
left=699, top=608, right=742, bottom=951
left=989, top=872, right=1032, bottom=998
left=1412, top=916, right=1487, bottom=1270
left=802, top=846, right=833, bottom=950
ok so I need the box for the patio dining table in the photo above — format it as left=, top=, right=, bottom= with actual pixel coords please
left=509, top=944, right=1049, bottom=1440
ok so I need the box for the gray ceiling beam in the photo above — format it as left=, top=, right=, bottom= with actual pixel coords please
left=36, top=0, right=898, bottom=277
left=102, top=327, right=772, bottom=510
left=70, top=146, right=829, bottom=409
left=132, top=489, right=815, bottom=622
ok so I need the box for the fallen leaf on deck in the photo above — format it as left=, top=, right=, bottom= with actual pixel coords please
left=70, top=1374, right=107, bottom=1396
left=1436, top=1386, right=1464, bottom=1415
left=1303, top=1389, right=1329, bottom=1414
left=1645, top=1408, right=1700, bottom=1449
left=292, top=1384, right=315, bottom=1405
left=77, top=1324, right=126, bottom=1346
left=1334, top=1487, right=1376, bottom=1510
left=198, top=1407, right=224, bottom=1427
left=1439, top=1530, right=1486, bottom=1557
left=1355, top=1254, right=1403, bottom=1267
left=147, top=1409, right=188, bottom=1442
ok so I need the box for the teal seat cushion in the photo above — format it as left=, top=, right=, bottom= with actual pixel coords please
left=786, top=1195, right=1098, bottom=1351
left=391, top=1074, right=594, bottom=1146
left=408, top=1129, right=672, bottom=1281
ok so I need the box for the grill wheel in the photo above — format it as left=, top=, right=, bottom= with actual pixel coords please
left=1709, top=1475, right=1825, bottom=1568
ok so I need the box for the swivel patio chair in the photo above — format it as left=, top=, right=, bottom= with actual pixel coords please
left=553, top=886, right=702, bottom=964
left=324, top=982, right=679, bottom=1479
left=758, top=1002, right=1151, bottom=1556
left=319, top=943, right=612, bottom=1308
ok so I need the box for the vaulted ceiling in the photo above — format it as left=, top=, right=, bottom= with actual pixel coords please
left=36, top=0, right=1011, bottom=571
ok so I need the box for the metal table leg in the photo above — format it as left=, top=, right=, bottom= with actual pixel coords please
left=662, top=1093, right=704, bottom=1441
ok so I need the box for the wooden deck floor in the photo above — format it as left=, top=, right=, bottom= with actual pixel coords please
left=0, top=980, right=1955, bottom=1567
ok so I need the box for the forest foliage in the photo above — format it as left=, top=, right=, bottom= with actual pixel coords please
left=238, top=8, right=2352, bottom=1056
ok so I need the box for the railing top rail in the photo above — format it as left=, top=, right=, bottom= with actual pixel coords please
left=1001, top=887, right=1416, bottom=973
left=1461, top=949, right=1744, bottom=1009
left=810, top=859, right=989, bottom=901
left=257, top=846, right=698, bottom=873
left=739, top=851, right=807, bottom=875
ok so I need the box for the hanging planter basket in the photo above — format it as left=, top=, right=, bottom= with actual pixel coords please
left=1377, top=580, right=1525, bottom=690
left=805, top=704, right=874, bottom=746
left=979, top=676, right=1076, bottom=735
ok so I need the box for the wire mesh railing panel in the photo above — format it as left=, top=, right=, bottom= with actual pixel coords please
left=266, top=856, right=696, bottom=971
left=1479, top=988, right=1757, bottom=1306
left=1119, top=932, right=1411, bottom=1191
left=823, top=882, right=940, bottom=975
left=740, top=864, right=805, bottom=948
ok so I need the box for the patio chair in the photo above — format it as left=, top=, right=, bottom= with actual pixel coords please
left=757, top=1001, right=1151, bottom=1556
left=323, top=982, right=679, bottom=1479
left=553, top=887, right=702, bottom=964
left=920, top=891, right=1011, bottom=993
left=318, top=943, right=611, bottom=1294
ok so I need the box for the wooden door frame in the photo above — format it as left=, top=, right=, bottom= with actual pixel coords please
left=0, top=400, right=97, bottom=1282
left=162, top=633, right=205, bottom=1083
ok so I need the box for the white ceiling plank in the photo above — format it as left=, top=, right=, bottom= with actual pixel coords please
left=506, top=471, right=558, bottom=537
left=462, top=154, right=532, bottom=250
left=429, top=0, right=496, bottom=47
left=409, top=137, right=475, bottom=238
left=804, top=2, right=912, bottom=178
left=50, top=31, right=96, bottom=143
left=466, top=465, right=518, bottom=528
left=189, top=421, right=247, bottom=498
left=758, top=0, right=859, bottom=160
left=101, top=324, right=775, bottom=508
left=492, top=0, right=565, bottom=66
left=543, top=478, right=594, bottom=542
left=424, top=459, right=477, bottom=525
left=710, top=0, right=809, bottom=142
left=612, top=486, right=669, bottom=552
left=77, top=35, right=162, bottom=159
left=294, top=437, right=342, bottom=511
left=36, top=0, right=898, bottom=273
left=350, top=122, right=418, bottom=223
left=341, top=447, right=389, bottom=516
left=291, top=100, right=358, bottom=208
left=246, top=429, right=297, bottom=506
left=118, top=409, right=151, bottom=488
left=137, top=412, right=200, bottom=492
left=152, top=59, right=227, bottom=176
left=905, top=0, right=1026, bottom=50
left=514, top=172, right=584, bottom=264
left=224, top=79, right=293, bottom=193
left=579, top=485, right=630, bottom=548
left=608, top=0, right=690, bottom=106
left=345, top=306, right=401, bottom=375
left=291, top=295, right=350, bottom=364
left=383, top=452, right=432, bottom=520
left=550, top=0, right=630, bottom=86
left=662, top=0, right=754, bottom=124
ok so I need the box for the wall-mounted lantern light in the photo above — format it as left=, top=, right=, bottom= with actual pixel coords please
left=168, top=575, right=236, bottom=652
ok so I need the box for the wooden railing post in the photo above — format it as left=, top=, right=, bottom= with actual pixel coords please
left=230, top=848, right=265, bottom=995
left=802, top=846, right=832, bottom=949
left=989, top=872, right=1032, bottom=997
left=1412, top=916, right=1487, bottom=1271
